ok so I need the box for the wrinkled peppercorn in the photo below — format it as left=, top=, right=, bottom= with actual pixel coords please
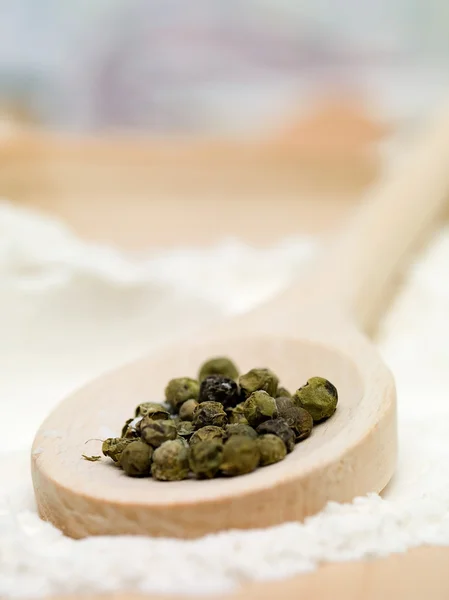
left=140, top=418, right=177, bottom=448
left=189, top=439, right=224, bottom=479
left=135, top=402, right=170, bottom=420
left=243, top=390, right=278, bottom=428
left=102, top=437, right=135, bottom=462
left=293, top=377, right=338, bottom=422
left=121, top=417, right=142, bottom=439
left=190, top=425, right=226, bottom=446
left=192, top=401, right=228, bottom=429
left=199, top=375, right=241, bottom=409
left=275, top=398, right=313, bottom=441
left=176, top=420, right=194, bottom=438
left=151, top=439, right=189, bottom=481
left=165, top=377, right=199, bottom=412
left=226, top=402, right=248, bottom=425
left=239, top=368, right=279, bottom=399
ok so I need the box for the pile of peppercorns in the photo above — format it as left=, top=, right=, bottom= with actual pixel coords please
left=98, top=357, right=338, bottom=480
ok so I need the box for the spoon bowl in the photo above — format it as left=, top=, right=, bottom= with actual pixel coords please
left=32, top=332, right=395, bottom=538
left=32, top=102, right=449, bottom=538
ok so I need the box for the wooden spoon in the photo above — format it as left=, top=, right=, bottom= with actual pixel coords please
left=32, top=105, right=449, bottom=539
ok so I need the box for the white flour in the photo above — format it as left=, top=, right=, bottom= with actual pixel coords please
left=0, top=200, right=448, bottom=598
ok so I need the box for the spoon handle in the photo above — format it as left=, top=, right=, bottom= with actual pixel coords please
left=274, top=101, right=449, bottom=334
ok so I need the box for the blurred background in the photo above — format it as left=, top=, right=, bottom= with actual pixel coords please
left=0, top=0, right=448, bottom=134
left=1, top=0, right=449, bottom=453
left=3, top=0, right=449, bottom=248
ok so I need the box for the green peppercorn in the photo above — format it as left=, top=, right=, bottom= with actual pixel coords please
left=121, top=417, right=142, bottom=439
left=192, top=401, right=227, bottom=430
left=225, top=423, right=258, bottom=440
left=190, top=425, right=226, bottom=446
left=177, top=436, right=190, bottom=449
left=198, top=356, right=239, bottom=382
left=220, top=435, right=260, bottom=476
left=189, top=440, right=224, bottom=479
left=102, top=437, right=134, bottom=462
left=276, top=386, right=292, bottom=398
left=275, top=398, right=313, bottom=441
left=120, top=440, right=153, bottom=477
left=239, top=368, right=279, bottom=399
left=140, top=417, right=177, bottom=448
left=179, top=399, right=199, bottom=422
left=165, top=377, right=199, bottom=412
left=226, top=403, right=248, bottom=425
left=135, top=402, right=171, bottom=420
left=257, top=434, right=287, bottom=466
left=274, top=396, right=293, bottom=413
left=243, top=390, right=278, bottom=428
left=152, top=439, right=189, bottom=481
left=293, top=377, right=338, bottom=422
left=177, top=420, right=194, bottom=438
left=256, top=418, right=296, bottom=453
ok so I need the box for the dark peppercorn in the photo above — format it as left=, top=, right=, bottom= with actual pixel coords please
left=199, top=375, right=241, bottom=409
left=256, top=418, right=296, bottom=453
left=275, top=397, right=313, bottom=441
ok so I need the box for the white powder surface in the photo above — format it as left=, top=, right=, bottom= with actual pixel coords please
left=0, top=200, right=448, bottom=598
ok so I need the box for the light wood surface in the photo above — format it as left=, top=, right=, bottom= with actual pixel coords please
left=0, top=128, right=378, bottom=249
left=31, top=102, right=449, bottom=543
